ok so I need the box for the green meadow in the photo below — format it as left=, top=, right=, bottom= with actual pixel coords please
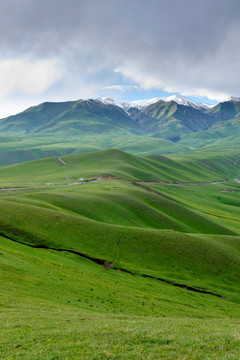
left=0, top=149, right=240, bottom=359
left=0, top=127, right=239, bottom=167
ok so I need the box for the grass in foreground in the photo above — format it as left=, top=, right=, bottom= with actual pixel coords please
left=1, top=303, right=240, bottom=360
left=1, top=237, right=240, bottom=359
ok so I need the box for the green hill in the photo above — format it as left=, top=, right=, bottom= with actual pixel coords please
left=0, top=148, right=239, bottom=187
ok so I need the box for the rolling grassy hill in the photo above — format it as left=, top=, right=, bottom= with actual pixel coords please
left=0, top=148, right=239, bottom=186
left=0, top=132, right=185, bottom=166
left=1, top=149, right=240, bottom=359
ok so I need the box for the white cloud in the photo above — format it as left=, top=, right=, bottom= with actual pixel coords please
left=115, top=64, right=232, bottom=102
left=0, top=58, right=62, bottom=97
left=180, top=89, right=230, bottom=102
left=114, top=66, right=164, bottom=90
left=102, top=84, right=139, bottom=91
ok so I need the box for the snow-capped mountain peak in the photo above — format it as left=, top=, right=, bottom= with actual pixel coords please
left=95, top=97, right=163, bottom=111
left=95, top=95, right=215, bottom=112
left=95, top=97, right=130, bottom=111
left=127, top=97, right=162, bottom=110
left=160, top=95, right=212, bottom=110
left=228, top=96, right=240, bottom=102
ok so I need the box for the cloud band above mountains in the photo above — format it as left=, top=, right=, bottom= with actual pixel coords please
left=0, top=0, right=239, bottom=116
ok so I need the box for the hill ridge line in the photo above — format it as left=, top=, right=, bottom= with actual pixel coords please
left=1, top=232, right=233, bottom=301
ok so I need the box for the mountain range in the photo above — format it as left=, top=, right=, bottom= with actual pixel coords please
left=1, top=95, right=240, bottom=139
left=0, top=94, right=239, bottom=165
left=96, top=94, right=214, bottom=111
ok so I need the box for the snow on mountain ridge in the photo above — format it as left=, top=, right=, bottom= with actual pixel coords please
left=95, top=95, right=215, bottom=111
left=96, top=96, right=163, bottom=110
left=95, top=97, right=130, bottom=111
left=128, top=97, right=162, bottom=110
left=228, top=96, right=240, bottom=102
left=160, top=95, right=212, bottom=110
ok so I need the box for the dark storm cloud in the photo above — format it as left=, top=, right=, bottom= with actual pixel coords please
left=0, top=0, right=239, bottom=101
left=0, top=0, right=237, bottom=52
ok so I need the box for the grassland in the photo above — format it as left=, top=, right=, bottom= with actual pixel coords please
left=0, top=133, right=184, bottom=166
left=0, top=149, right=240, bottom=359
left=0, top=147, right=239, bottom=187
left=0, top=127, right=239, bottom=167
left=1, top=233, right=240, bottom=359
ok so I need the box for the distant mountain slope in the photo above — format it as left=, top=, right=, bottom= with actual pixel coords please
left=131, top=100, right=216, bottom=139
left=0, top=101, right=74, bottom=133
left=207, top=100, right=240, bottom=122
left=0, top=99, right=138, bottom=135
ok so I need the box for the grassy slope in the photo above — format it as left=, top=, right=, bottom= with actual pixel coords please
left=0, top=133, right=186, bottom=165
left=16, top=181, right=236, bottom=234
left=1, top=236, right=240, bottom=360
left=0, top=128, right=239, bottom=166
left=0, top=151, right=239, bottom=295
left=0, top=148, right=239, bottom=187
left=148, top=181, right=240, bottom=233
left=0, top=182, right=239, bottom=297
left=1, top=149, right=240, bottom=359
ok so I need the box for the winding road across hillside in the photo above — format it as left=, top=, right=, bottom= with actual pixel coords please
left=0, top=176, right=231, bottom=192
left=88, top=176, right=229, bottom=186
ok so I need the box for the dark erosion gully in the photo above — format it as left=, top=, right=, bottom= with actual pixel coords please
left=0, top=232, right=232, bottom=300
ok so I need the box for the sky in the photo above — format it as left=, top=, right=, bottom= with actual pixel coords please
left=0, top=0, right=239, bottom=117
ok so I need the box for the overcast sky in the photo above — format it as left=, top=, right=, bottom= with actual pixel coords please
left=0, top=0, right=239, bottom=116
